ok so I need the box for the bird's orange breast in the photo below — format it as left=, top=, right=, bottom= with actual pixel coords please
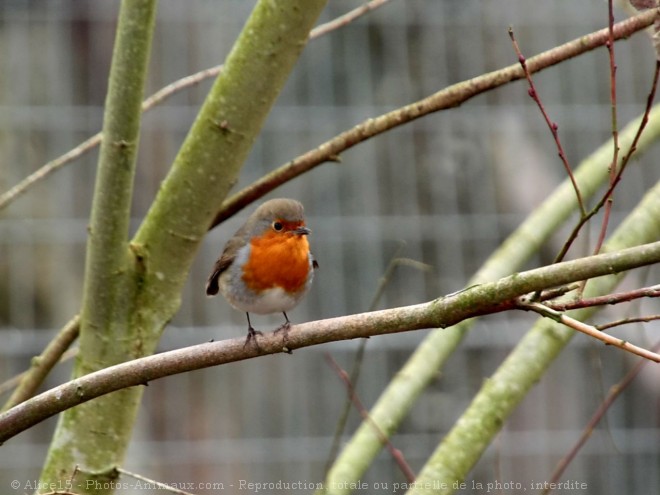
left=241, top=231, right=311, bottom=293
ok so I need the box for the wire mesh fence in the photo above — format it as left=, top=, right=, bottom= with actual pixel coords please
left=1, top=1, right=659, bottom=493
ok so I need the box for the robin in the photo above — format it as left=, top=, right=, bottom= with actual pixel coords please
left=206, top=198, right=318, bottom=347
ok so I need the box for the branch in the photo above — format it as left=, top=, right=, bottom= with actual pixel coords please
left=321, top=121, right=660, bottom=494
left=592, top=0, right=621, bottom=257
left=325, top=355, right=416, bottom=483
left=0, top=0, right=395, bottom=418
left=78, top=0, right=157, bottom=344
left=544, top=340, right=660, bottom=494
left=554, top=59, right=660, bottom=263
left=1, top=241, right=660, bottom=444
left=597, top=314, right=660, bottom=331
left=518, top=302, right=660, bottom=362
left=117, top=467, right=195, bottom=495
left=39, top=0, right=160, bottom=486
left=508, top=27, right=585, bottom=216
left=405, top=185, right=660, bottom=495
left=0, top=0, right=394, bottom=212
left=1, top=315, right=80, bottom=411
left=545, top=284, right=660, bottom=311
left=1, top=7, right=656, bottom=218
left=211, top=9, right=660, bottom=226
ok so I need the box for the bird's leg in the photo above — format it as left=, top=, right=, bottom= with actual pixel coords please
left=244, top=313, right=263, bottom=349
left=274, top=312, right=292, bottom=353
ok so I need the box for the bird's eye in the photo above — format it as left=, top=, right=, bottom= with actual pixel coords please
left=272, top=221, right=284, bottom=231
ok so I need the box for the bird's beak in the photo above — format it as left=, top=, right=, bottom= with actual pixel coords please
left=293, top=226, right=311, bottom=236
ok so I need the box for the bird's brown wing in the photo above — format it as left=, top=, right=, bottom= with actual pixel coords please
left=205, top=233, right=248, bottom=296
left=205, top=254, right=232, bottom=296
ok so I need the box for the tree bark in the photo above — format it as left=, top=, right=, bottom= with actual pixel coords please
left=38, top=0, right=328, bottom=492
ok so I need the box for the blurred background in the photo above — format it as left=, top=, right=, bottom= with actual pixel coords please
left=1, top=0, right=659, bottom=493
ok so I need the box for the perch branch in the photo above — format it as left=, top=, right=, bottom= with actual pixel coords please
left=1, top=240, right=660, bottom=443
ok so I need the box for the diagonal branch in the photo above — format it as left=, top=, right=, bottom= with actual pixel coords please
left=325, top=354, right=416, bottom=483
left=544, top=340, right=660, bottom=494
left=1, top=315, right=80, bottom=412
left=211, top=8, right=660, bottom=226
left=0, top=0, right=394, bottom=212
left=508, top=27, right=585, bottom=216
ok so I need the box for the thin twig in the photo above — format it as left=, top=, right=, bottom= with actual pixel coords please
left=508, top=27, right=585, bottom=216
left=543, top=340, right=660, bottom=495
left=1, top=315, right=80, bottom=411
left=597, top=314, right=660, bottom=331
left=553, top=59, right=660, bottom=263
left=311, top=0, right=393, bottom=39
left=212, top=10, right=660, bottom=227
left=323, top=243, right=405, bottom=475
left=591, top=0, right=621, bottom=258
left=519, top=302, right=660, bottom=362
left=325, top=354, right=416, bottom=483
left=544, top=284, right=660, bottom=311
left=0, top=0, right=394, bottom=211
left=537, top=283, right=581, bottom=302
left=323, top=243, right=431, bottom=475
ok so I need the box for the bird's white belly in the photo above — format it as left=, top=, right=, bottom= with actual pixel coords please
left=229, top=286, right=300, bottom=314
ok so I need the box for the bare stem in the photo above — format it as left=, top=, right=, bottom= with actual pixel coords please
left=325, top=354, right=416, bottom=483
left=508, top=27, right=585, bottom=216
left=553, top=60, right=660, bottom=263
left=545, top=284, right=660, bottom=311
left=519, top=302, right=660, bottom=362
left=1, top=315, right=80, bottom=411
left=543, top=340, right=660, bottom=495
left=0, top=0, right=394, bottom=212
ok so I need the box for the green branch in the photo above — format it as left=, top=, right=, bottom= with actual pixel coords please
left=407, top=179, right=660, bottom=495
left=38, top=1, right=329, bottom=492
left=320, top=104, right=660, bottom=494
left=39, top=0, right=158, bottom=490
left=130, top=0, right=328, bottom=327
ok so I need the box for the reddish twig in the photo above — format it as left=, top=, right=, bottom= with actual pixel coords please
left=591, top=0, right=621, bottom=258
left=543, top=340, right=660, bottom=495
left=597, top=314, right=660, bottom=331
left=508, top=27, right=586, bottom=217
left=211, top=10, right=660, bottom=227
left=554, top=59, right=660, bottom=264
left=324, top=354, right=416, bottom=483
left=544, top=284, right=660, bottom=311
left=323, top=244, right=428, bottom=475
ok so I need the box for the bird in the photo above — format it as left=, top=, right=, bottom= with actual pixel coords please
left=206, top=198, right=317, bottom=347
